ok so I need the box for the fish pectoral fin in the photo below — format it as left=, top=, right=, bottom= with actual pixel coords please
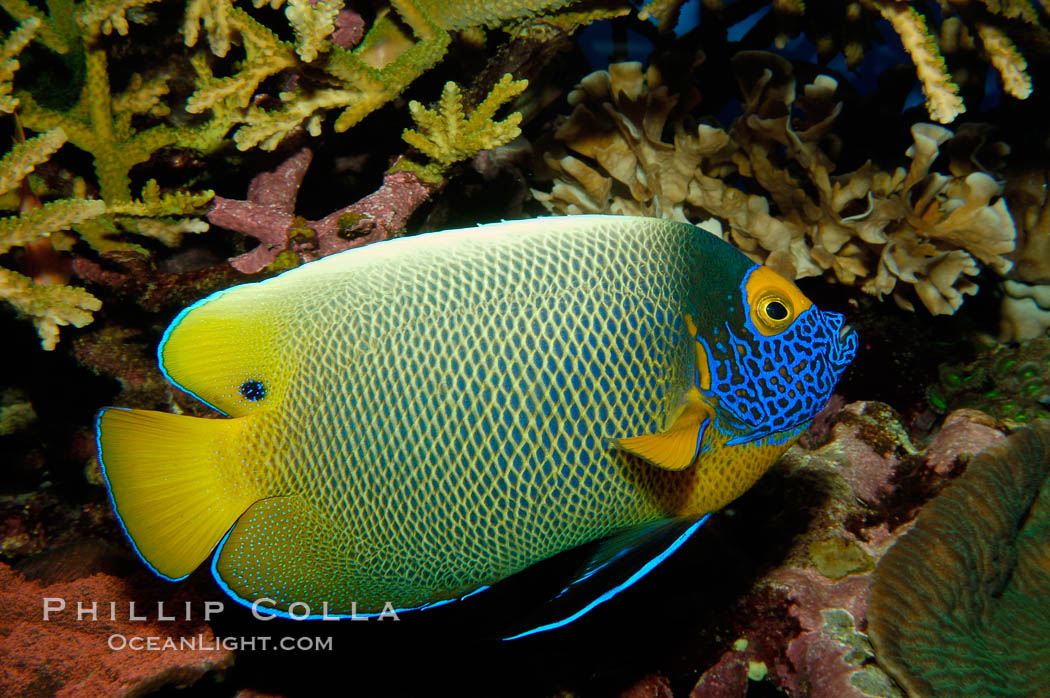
left=214, top=496, right=367, bottom=617
left=612, top=388, right=715, bottom=471
left=502, top=515, right=710, bottom=640
left=96, top=408, right=263, bottom=580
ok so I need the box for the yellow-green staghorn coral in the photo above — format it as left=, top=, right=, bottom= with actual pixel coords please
left=0, top=124, right=106, bottom=349
left=0, top=10, right=213, bottom=347
left=639, top=0, right=1042, bottom=125
left=12, top=0, right=179, bottom=204
left=0, top=14, right=37, bottom=113
left=182, top=0, right=626, bottom=150
left=400, top=73, right=528, bottom=180
left=2, top=0, right=217, bottom=245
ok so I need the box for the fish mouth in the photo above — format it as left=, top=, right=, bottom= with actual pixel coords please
left=837, top=324, right=859, bottom=363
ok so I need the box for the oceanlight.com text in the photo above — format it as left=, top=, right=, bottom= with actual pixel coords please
left=107, top=634, right=334, bottom=651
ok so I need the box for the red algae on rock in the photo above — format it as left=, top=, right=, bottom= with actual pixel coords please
left=0, top=562, right=233, bottom=696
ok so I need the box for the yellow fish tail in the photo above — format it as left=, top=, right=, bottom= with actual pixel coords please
left=96, top=408, right=263, bottom=580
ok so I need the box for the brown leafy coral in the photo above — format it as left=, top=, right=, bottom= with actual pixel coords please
left=534, top=54, right=1016, bottom=314
left=999, top=169, right=1050, bottom=339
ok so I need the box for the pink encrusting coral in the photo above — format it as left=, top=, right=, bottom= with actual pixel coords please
left=207, top=149, right=433, bottom=274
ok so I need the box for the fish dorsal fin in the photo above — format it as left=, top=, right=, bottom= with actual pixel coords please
left=159, top=280, right=295, bottom=416
left=503, top=515, right=709, bottom=640
left=613, top=387, right=716, bottom=471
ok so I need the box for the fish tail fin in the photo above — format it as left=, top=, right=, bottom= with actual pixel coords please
left=95, top=407, right=264, bottom=581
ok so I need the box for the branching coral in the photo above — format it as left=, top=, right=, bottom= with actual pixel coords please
left=0, top=10, right=213, bottom=347
left=181, top=0, right=622, bottom=151
left=876, top=2, right=964, bottom=124
left=0, top=122, right=105, bottom=348
left=534, top=55, right=1016, bottom=314
left=2, top=0, right=217, bottom=252
left=639, top=0, right=1044, bottom=124
left=204, top=71, right=528, bottom=272
left=0, top=19, right=106, bottom=348
left=10, top=0, right=206, bottom=205
left=868, top=421, right=1050, bottom=696
left=401, top=73, right=528, bottom=179
left=206, top=148, right=434, bottom=273
left=0, top=14, right=37, bottom=113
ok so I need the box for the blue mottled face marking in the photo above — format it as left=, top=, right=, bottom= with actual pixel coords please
left=695, top=265, right=857, bottom=443
left=239, top=379, right=267, bottom=401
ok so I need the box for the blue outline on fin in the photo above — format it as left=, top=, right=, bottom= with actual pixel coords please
left=502, top=513, right=711, bottom=641
left=209, top=526, right=490, bottom=620
left=94, top=407, right=189, bottom=582
left=694, top=415, right=710, bottom=460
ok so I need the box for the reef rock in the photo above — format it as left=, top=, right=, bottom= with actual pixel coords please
left=0, top=552, right=233, bottom=696
left=868, top=421, right=1050, bottom=697
left=687, top=401, right=1007, bottom=697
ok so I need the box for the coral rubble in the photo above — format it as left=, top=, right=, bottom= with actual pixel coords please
left=868, top=421, right=1050, bottom=697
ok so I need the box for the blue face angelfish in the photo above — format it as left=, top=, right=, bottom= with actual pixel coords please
left=95, top=215, right=857, bottom=623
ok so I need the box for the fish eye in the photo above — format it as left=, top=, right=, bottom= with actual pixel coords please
left=239, top=379, right=267, bottom=401
left=754, top=293, right=794, bottom=333
left=764, top=300, right=788, bottom=320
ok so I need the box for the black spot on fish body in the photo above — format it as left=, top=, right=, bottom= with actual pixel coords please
left=240, top=379, right=267, bottom=401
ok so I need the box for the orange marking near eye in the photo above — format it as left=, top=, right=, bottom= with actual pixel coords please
left=685, top=314, right=712, bottom=391
left=745, top=266, right=813, bottom=337
left=695, top=341, right=711, bottom=391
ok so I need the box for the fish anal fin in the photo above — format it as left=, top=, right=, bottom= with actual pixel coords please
left=96, top=408, right=262, bottom=580
left=614, top=388, right=716, bottom=471
left=503, top=515, right=709, bottom=640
